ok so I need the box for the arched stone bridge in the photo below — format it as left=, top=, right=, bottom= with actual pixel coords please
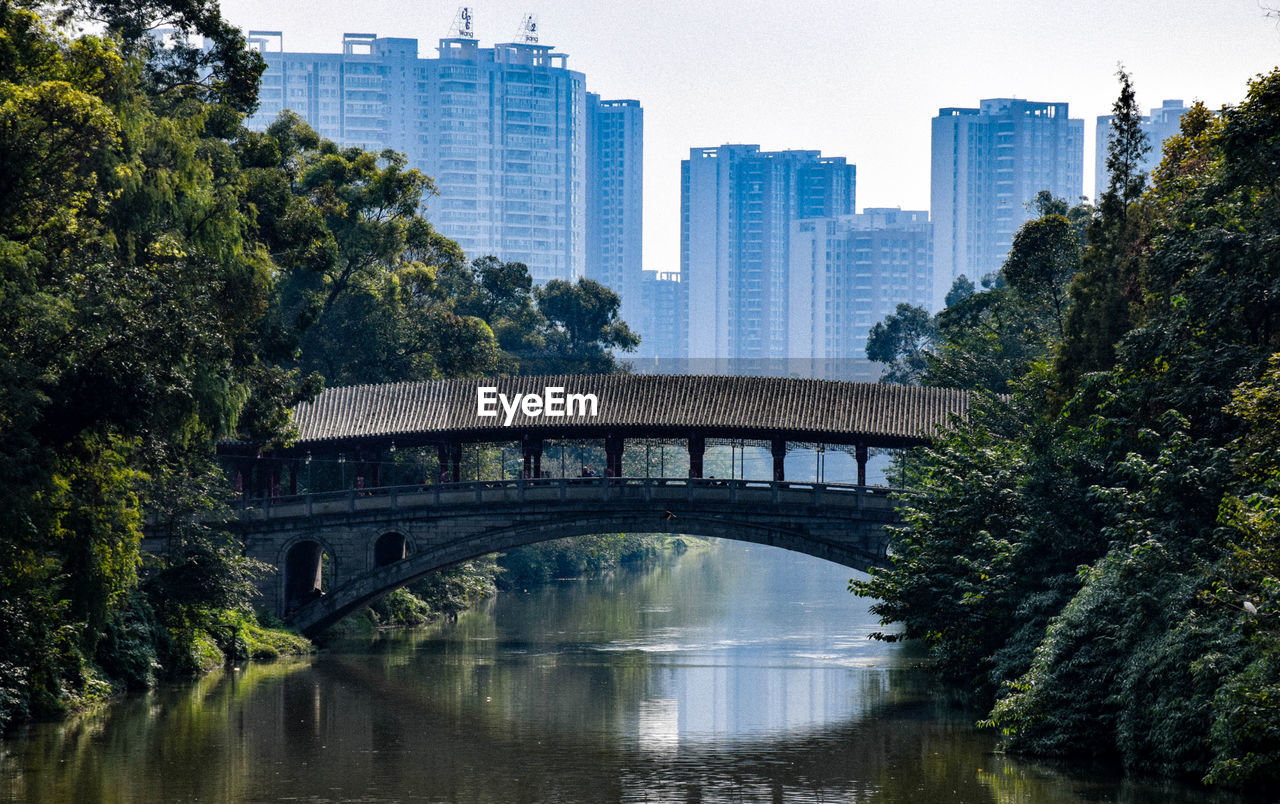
left=236, top=477, right=898, bottom=637
left=210, top=374, right=975, bottom=636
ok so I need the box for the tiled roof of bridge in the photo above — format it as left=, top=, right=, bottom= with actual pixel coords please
left=290, top=375, right=975, bottom=447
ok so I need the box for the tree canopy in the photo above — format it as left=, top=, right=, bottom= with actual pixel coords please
left=856, top=69, right=1280, bottom=792
left=0, top=2, right=638, bottom=731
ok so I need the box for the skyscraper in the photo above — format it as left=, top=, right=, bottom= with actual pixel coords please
left=1094, top=99, right=1188, bottom=200
left=681, top=145, right=856, bottom=360
left=586, top=96, right=643, bottom=326
left=931, top=99, right=1083, bottom=309
left=245, top=28, right=639, bottom=290
left=789, top=209, right=932, bottom=374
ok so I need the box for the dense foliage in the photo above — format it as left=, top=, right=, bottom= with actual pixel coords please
left=857, top=69, right=1280, bottom=790
left=0, top=2, right=637, bottom=730
left=496, top=534, right=679, bottom=590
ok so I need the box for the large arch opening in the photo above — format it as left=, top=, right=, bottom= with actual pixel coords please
left=287, top=509, right=889, bottom=637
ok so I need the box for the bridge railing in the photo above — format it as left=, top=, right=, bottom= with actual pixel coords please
left=232, top=477, right=902, bottom=521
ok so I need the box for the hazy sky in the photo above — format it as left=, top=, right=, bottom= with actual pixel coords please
left=218, top=0, right=1280, bottom=271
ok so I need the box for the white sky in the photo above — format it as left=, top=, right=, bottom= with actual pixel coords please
left=219, top=0, right=1280, bottom=271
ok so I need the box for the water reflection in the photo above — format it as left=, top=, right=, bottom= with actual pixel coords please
left=0, top=541, right=1252, bottom=803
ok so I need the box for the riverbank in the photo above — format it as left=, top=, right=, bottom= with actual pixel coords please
left=0, top=598, right=312, bottom=736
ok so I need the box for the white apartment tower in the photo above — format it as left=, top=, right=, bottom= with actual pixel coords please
left=247, top=29, right=639, bottom=290
left=681, top=145, right=856, bottom=360
left=586, top=95, right=643, bottom=326
left=789, top=209, right=932, bottom=372
left=931, top=99, right=1083, bottom=309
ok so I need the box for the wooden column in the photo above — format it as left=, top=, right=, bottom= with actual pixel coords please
left=437, top=441, right=462, bottom=483
left=771, top=437, right=787, bottom=482
left=605, top=434, right=624, bottom=478
left=437, top=444, right=449, bottom=483
left=522, top=434, right=543, bottom=478
left=856, top=442, right=869, bottom=487
left=688, top=434, right=705, bottom=479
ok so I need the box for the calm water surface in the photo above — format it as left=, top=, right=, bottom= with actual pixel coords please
left=0, top=541, right=1252, bottom=803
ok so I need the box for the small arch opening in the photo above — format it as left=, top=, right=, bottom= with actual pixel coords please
left=374, top=532, right=409, bottom=567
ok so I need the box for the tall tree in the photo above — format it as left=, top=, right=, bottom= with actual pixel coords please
left=1003, top=206, right=1083, bottom=339
left=54, top=0, right=264, bottom=112
left=858, top=68, right=1280, bottom=792
left=1055, top=68, right=1151, bottom=388
left=0, top=2, right=289, bottom=725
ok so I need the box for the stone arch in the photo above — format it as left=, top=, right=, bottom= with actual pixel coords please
left=288, top=511, right=887, bottom=637
left=372, top=531, right=410, bottom=568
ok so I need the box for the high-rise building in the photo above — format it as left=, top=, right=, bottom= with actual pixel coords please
left=586, top=95, right=643, bottom=327
left=789, top=209, right=932, bottom=373
left=931, top=99, right=1083, bottom=309
left=632, top=270, right=687, bottom=360
left=245, top=29, right=639, bottom=290
left=681, top=145, right=856, bottom=360
left=1094, top=99, right=1188, bottom=200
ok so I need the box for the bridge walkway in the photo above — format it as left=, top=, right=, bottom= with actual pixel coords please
left=233, top=476, right=899, bottom=524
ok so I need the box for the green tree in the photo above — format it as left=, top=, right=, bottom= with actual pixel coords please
left=530, top=277, right=639, bottom=374
left=1003, top=210, right=1083, bottom=339
left=56, top=0, right=265, bottom=113
left=1055, top=68, right=1150, bottom=388
left=865, top=303, right=936, bottom=385
left=860, top=67, right=1280, bottom=792
left=239, top=113, right=503, bottom=386
left=0, top=2, right=292, bottom=726
left=945, top=274, right=977, bottom=307
left=441, top=255, right=546, bottom=370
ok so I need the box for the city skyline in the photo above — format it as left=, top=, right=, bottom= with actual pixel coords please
left=218, top=0, right=1280, bottom=274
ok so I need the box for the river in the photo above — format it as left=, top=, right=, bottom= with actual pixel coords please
left=0, top=540, right=1253, bottom=803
